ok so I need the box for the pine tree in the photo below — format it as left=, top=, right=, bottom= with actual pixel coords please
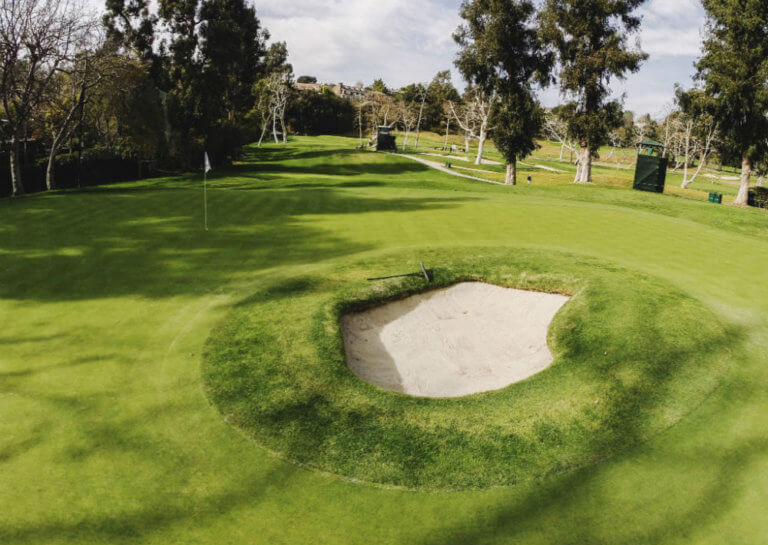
left=696, top=0, right=768, bottom=205
left=454, top=0, right=552, bottom=185
left=540, top=0, right=647, bottom=183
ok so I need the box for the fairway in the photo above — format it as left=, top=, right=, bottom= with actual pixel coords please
left=2, top=136, right=768, bottom=543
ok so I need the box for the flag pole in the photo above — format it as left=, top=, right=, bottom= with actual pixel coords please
left=203, top=151, right=211, bottom=231
left=204, top=168, right=208, bottom=231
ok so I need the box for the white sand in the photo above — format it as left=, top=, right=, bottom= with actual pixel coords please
left=341, top=282, right=570, bottom=398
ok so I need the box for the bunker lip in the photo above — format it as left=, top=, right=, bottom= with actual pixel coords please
left=341, top=282, right=570, bottom=398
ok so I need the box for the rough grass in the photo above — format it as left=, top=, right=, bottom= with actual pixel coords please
left=1, top=135, right=768, bottom=544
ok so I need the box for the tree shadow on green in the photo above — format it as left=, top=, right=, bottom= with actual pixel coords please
left=0, top=187, right=471, bottom=302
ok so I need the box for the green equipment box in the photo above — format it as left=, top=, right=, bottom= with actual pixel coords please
left=633, top=154, right=668, bottom=194
left=375, top=126, right=397, bottom=152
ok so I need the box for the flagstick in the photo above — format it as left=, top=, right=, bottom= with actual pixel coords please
left=204, top=169, right=208, bottom=231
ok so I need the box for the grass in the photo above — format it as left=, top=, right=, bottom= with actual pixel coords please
left=396, top=130, right=747, bottom=204
left=204, top=250, right=730, bottom=490
left=1, top=135, right=768, bottom=543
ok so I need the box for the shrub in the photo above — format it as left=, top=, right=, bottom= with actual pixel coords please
left=749, top=186, right=768, bottom=209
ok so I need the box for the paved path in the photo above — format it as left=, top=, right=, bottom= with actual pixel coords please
left=520, top=162, right=567, bottom=173
left=417, top=152, right=503, bottom=166
left=393, top=153, right=507, bottom=186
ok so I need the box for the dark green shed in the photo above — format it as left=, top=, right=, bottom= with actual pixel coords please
left=633, top=154, right=668, bottom=194
left=375, top=126, right=397, bottom=152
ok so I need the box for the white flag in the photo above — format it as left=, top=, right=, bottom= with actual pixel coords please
left=204, top=152, right=212, bottom=173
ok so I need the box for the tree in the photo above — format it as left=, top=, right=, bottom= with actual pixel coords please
left=88, top=56, right=164, bottom=157
left=540, top=0, right=648, bottom=183
left=296, top=75, right=316, bottom=84
left=398, top=83, right=428, bottom=149
left=696, top=0, right=768, bottom=205
left=454, top=0, right=552, bottom=183
left=365, top=90, right=395, bottom=130
left=287, top=88, right=354, bottom=136
left=672, top=87, right=719, bottom=188
left=425, top=70, right=460, bottom=132
left=42, top=21, right=107, bottom=190
left=394, top=94, right=418, bottom=151
left=266, top=71, right=291, bottom=143
left=449, top=88, right=495, bottom=165
left=370, top=78, right=389, bottom=95
left=0, top=0, right=88, bottom=195
left=544, top=107, right=577, bottom=162
left=103, top=0, right=157, bottom=73
left=105, top=0, right=271, bottom=165
left=200, top=0, right=269, bottom=123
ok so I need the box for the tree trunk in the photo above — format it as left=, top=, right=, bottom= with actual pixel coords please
left=358, top=110, right=364, bottom=147
left=575, top=145, right=591, bottom=183
left=505, top=160, right=517, bottom=186
left=444, top=118, right=450, bottom=150
left=475, top=132, right=486, bottom=165
left=735, top=154, right=752, bottom=206
left=46, top=144, right=58, bottom=190
left=682, top=122, right=691, bottom=186
left=415, top=98, right=425, bottom=149
left=402, top=129, right=410, bottom=151
left=258, top=114, right=271, bottom=147
left=272, top=112, right=279, bottom=143
left=682, top=151, right=707, bottom=189
left=9, top=138, right=24, bottom=196
left=559, top=142, right=565, bottom=161
left=465, top=136, right=470, bottom=153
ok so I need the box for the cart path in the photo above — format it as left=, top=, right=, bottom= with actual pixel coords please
left=393, top=153, right=507, bottom=186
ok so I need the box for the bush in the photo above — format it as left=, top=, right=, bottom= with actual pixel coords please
left=1, top=147, right=154, bottom=197
left=749, top=186, right=768, bottom=209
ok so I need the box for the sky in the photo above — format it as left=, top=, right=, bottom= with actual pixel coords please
left=254, top=0, right=708, bottom=118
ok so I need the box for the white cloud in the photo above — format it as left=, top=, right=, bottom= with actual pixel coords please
left=637, top=0, right=706, bottom=57
left=256, top=0, right=707, bottom=114
left=256, top=0, right=463, bottom=87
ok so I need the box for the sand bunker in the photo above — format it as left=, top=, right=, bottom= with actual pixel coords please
left=341, top=282, right=570, bottom=398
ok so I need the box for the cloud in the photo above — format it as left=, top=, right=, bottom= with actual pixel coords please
left=257, top=0, right=463, bottom=87
left=256, top=0, right=707, bottom=115
left=637, top=0, right=706, bottom=58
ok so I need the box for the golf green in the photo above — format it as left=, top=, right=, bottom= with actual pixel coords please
left=2, top=136, right=768, bottom=544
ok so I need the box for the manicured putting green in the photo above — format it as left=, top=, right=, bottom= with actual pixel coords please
left=204, top=248, right=730, bottom=490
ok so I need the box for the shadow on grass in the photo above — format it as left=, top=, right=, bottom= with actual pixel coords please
left=0, top=186, right=472, bottom=302
left=417, top=435, right=768, bottom=545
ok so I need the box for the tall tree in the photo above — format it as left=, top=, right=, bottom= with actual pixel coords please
left=696, top=0, right=768, bottom=205
left=43, top=22, right=107, bottom=191
left=370, top=78, right=389, bottom=95
left=675, top=86, right=718, bottom=189
left=200, top=0, right=268, bottom=123
left=425, top=70, right=460, bottom=131
left=454, top=0, right=552, bottom=184
left=0, top=0, right=86, bottom=195
left=540, top=0, right=647, bottom=183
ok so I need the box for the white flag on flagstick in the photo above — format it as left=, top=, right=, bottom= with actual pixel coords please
left=204, top=152, right=212, bottom=173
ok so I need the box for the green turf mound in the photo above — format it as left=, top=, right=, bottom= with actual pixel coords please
left=203, top=248, right=731, bottom=490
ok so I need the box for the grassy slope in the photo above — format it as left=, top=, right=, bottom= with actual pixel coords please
left=1, top=135, right=767, bottom=544
left=396, top=130, right=748, bottom=203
